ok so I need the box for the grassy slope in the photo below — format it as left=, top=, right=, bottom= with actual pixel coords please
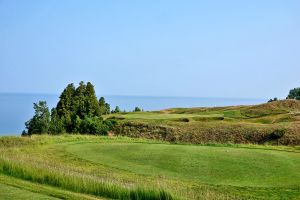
left=66, top=142, right=300, bottom=187
left=0, top=173, right=102, bottom=200
left=0, top=183, right=58, bottom=200
left=1, top=135, right=300, bottom=200
left=108, top=100, right=300, bottom=145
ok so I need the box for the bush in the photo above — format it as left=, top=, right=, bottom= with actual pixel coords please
left=287, top=88, right=300, bottom=100
left=79, top=116, right=110, bottom=135
left=134, top=107, right=142, bottom=112
left=268, top=97, right=278, bottom=103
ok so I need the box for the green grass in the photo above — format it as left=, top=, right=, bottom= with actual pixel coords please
left=109, top=112, right=222, bottom=120
left=0, top=183, right=59, bottom=200
left=109, top=100, right=300, bottom=145
left=108, top=99, right=300, bottom=122
left=66, top=142, right=300, bottom=188
left=1, top=135, right=299, bottom=199
left=2, top=100, right=300, bottom=199
left=0, top=157, right=173, bottom=200
left=0, top=173, right=102, bottom=200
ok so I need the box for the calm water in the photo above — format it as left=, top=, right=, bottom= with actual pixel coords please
left=0, top=93, right=266, bottom=135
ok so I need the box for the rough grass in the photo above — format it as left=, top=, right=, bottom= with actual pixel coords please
left=0, top=157, right=173, bottom=200
left=109, top=100, right=300, bottom=145
left=0, top=173, right=103, bottom=200
left=241, top=100, right=300, bottom=118
left=1, top=135, right=300, bottom=199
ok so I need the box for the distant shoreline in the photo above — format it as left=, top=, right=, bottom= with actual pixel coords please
left=0, top=93, right=266, bottom=135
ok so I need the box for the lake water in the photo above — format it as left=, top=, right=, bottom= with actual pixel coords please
left=0, top=93, right=266, bottom=135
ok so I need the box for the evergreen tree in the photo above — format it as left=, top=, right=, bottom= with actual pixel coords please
left=287, top=88, right=300, bottom=100
left=99, top=97, right=105, bottom=107
left=49, top=108, right=65, bottom=134
left=104, top=103, right=110, bottom=114
left=56, top=83, right=75, bottom=117
left=73, top=81, right=87, bottom=118
left=73, top=115, right=82, bottom=133
left=113, top=106, right=121, bottom=113
left=25, top=81, right=116, bottom=135
left=56, top=83, right=75, bottom=132
left=99, top=97, right=111, bottom=115
left=134, top=107, right=142, bottom=112
left=85, top=82, right=101, bottom=116
left=24, top=101, right=50, bottom=135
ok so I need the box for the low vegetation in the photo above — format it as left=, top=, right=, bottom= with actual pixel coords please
left=22, top=84, right=300, bottom=146
left=287, top=87, right=300, bottom=100
left=109, top=99, right=300, bottom=145
left=6, top=85, right=299, bottom=199
left=0, top=135, right=299, bottom=199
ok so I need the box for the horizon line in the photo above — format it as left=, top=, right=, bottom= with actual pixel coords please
left=0, top=92, right=267, bottom=100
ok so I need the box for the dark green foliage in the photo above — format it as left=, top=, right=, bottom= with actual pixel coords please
left=112, top=106, right=121, bottom=113
left=24, top=82, right=116, bottom=135
left=49, top=108, right=65, bottom=134
left=76, top=116, right=110, bottom=135
left=105, top=103, right=110, bottom=114
left=268, top=97, right=278, bottom=102
left=99, top=97, right=111, bottom=115
left=73, top=81, right=88, bottom=118
left=24, top=101, right=50, bottom=135
left=56, top=83, right=75, bottom=132
left=134, top=107, right=142, bottom=112
left=21, top=130, right=27, bottom=136
left=287, top=87, right=300, bottom=100
left=85, top=82, right=101, bottom=117
left=55, top=81, right=112, bottom=134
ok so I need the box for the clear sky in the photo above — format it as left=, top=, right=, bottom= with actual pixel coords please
left=0, top=0, right=299, bottom=98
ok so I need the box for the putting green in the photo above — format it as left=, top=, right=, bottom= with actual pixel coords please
left=66, top=142, right=300, bottom=188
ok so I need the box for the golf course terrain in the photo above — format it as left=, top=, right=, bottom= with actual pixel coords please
left=1, top=100, right=300, bottom=199
left=109, top=100, right=300, bottom=145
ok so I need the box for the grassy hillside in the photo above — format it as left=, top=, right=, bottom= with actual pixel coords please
left=0, top=135, right=300, bottom=199
left=108, top=100, right=300, bottom=145
left=1, top=100, right=300, bottom=199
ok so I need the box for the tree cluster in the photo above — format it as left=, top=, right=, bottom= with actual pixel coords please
left=287, top=88, right=300, bottom=100
left=268, top=97, right=278, bottom=103
left=23, top=82, right=116, bottom=136
left=133, top=107, right=142, bottom=112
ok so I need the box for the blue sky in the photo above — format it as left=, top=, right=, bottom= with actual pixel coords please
left=0, top=0, right=299, bottom=98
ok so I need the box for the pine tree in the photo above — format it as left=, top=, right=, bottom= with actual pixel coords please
left=56, top=83, right=75, bottom=132
left=49, top=108, right=65, bottom=134
left=105, top=103, right=111, bottom=114
left=114, top=106, right=121, bottom=113
left=31, top=81, right=116, bottom=135
left=73, top=81, right=87, bottom=118
left=85, top=82, right=101, bottom=116
left=99, top=97, right=110, bottom=115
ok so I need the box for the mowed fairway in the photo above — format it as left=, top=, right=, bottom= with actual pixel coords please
left=0, top=183, right=58, bottom=200
left=67, top=142, right=300, bottom=188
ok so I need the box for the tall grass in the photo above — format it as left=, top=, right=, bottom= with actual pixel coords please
left=0, top=158, right=173, bottom=200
